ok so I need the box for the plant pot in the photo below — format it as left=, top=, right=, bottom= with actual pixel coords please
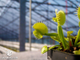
left=47, top=49, right=80, bottom=60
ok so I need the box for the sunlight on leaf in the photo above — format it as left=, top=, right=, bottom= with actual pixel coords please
left=49, top=45, right=61, bottom=50
left=74, top=29, right=80, bottom=46
left=67, top=31, right=73, bottom=35
left=79, top=21, right=80, bottom=27
left=57, top=25, right=66, bottom=49
left=44, top=33, right=58, bottom=36
left=52, top=17, right=57, bottom=22
left=41, top=45, right=48, bottom=54
left=33, top=30, right=43, bottom=39
left=77, top=7, right=80, bottom=20
left=52, top=10, right=66, bottom=25
left=73, top=49, right=80, bottom=55
left=33, top=22, right=48, bottom=34
left=50, top=36, right=61, bottom=43
left=57, top=10, right=66, bottom=25
left=77, top=42, right=80, bottom=46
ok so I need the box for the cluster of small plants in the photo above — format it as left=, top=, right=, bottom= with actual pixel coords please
left=32, top=6, right=80, bottom=55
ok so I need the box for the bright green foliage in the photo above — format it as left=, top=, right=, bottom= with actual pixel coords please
left=73, top=49, right=80, bottom=55
left=52, top=10, right=66, bottom=25
left=65, top=37, right=69, bottom=41
left=50, top=36, right=61, bottom=43
left=67, top=31, right=73, bottom=39
left=33, top=8, right=80, bottom=55
left=41, top=45, right=48, bottom=54
left=57, top=25, right=66, bottom=49
left=44, top=33, right=58, bottom=36
left=33, top=22, right=48, bottom=39
left=41, top=45, right=61, bottom=54
left=67, top=31, right=74, bottom=47
left=33, top=22, right=48, bottom=35
left=77, top=7, right=80, bottom=20
left=52, top=17, right=57, bottom=22
left=57, top=10, right=66, bottom=25
left=67, top=31, right=73, bottom=36
left=49, top=45, right=61, bottom=50
left=77, top=42, right=80, bottom=46
left=79, top=21, right=80, bottom=27
left=52, top=10, right=67, bottom=49
left=74, top=29, right=80, bottom=46
left=67, top=31, right=73, bottom=40
left=44, top=33, right=61, bottom=42
left=33, top=30, right=43, bottom=39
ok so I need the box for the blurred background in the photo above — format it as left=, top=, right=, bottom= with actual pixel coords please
left=0, top=0, right=80, bottom=60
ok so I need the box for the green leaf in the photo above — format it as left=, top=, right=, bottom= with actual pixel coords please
left=57, top=10, right=66, bottom=25
left=65, top=37, right=69, bottom=41
left=33, top=30, right=43, bottom=39
left=67, top=31, right=74, bottom=48
left=41, top=45, right=48, bottom=54
left=52, top=10, right=66, bottom=25
left=44, top=33, right=61, bottom=42
left=32, top=22, right=48, bottom=35
left=50, top=36, right=61, bottom=43
left=73, top=49, right=80, bottom=55
left=79, top=21, right=80, bottom=27
left=77, top=42, right=80, bottom=46
left=67, top=31, right=73, bottom=36
left=57, top=25, right=66, bottom=49
left=52, top=17, right=57, bottom=22
left=49, top=45, right=61, bottom=50
left=74, top=29, right=80, bottom=46
left=77, top=7, right=80, bottom=20
left=44, top=33, right=58, bottom=36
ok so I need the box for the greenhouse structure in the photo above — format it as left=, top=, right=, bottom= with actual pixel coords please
left=0, top=0, right=80, bottom=60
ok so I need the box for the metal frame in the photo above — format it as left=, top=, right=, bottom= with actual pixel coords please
left=0, top=0, right=79, bottom=40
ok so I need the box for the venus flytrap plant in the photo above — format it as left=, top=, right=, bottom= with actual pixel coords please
left=41, top=45, right=48, bottom=54
left=73, top=49, right=80, bottom=55
left=33, top=6, right=80, bottom=55
left=41, top=45, right=61, bottom=54
left=67, top=31, right=73, bottom=45
left=33, top=22, right=48, bottom=39
left=73, top=7, right=80, bottom=54
left=77, top=7, right=80, bottom=20
left=78, top=7, right=80, bottom=27
left=74, top=6, right=80, bottom=47
left=54, top=10, right=67, bottom=49
left=74, top=29, right=80, bottom=46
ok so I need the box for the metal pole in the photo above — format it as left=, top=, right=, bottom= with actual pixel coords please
left=29, top=0, right=32, bottom=51
left=19, top=0, right=26, bottom=52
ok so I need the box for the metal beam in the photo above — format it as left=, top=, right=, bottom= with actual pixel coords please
left=19, top=0, right=26, bottom=52
left=29, top=0, right=32, bottom=51
left=26, top=1, right=76, bottom=8
left=68, top=0, right=78, bottom=7
left=32, top=9, right=75, bottom=14
left=0, top=6, right=19, bottom=9
left=0, top=16, right=19, bottom=31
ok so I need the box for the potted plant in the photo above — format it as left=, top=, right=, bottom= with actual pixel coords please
left=32, top=6, right=80, bottom=60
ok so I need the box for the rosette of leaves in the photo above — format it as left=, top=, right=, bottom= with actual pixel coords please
left=33, top=6, right=80, bottom=55
left=33, top=10, right=68, bottom=54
